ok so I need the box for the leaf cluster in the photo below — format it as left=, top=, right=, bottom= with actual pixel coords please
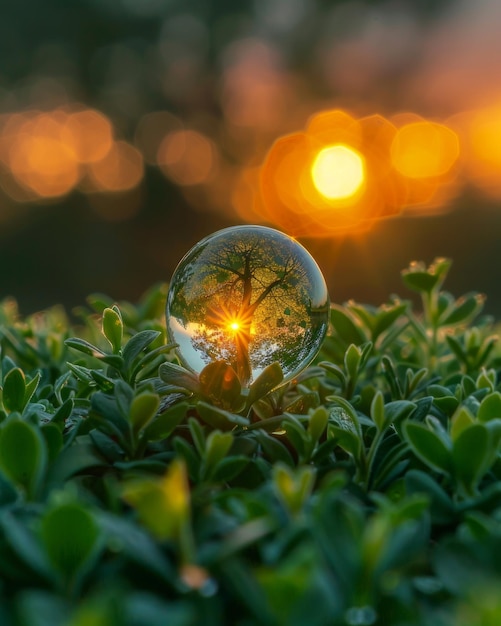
left=0, top=262, right=500, bottom=624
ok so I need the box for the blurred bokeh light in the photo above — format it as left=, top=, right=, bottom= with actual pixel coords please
left=157, top=129, right=217, bottom=187
left=391, top=120, right=459, bottom=180
left=1, top=0, right=501, bottom=314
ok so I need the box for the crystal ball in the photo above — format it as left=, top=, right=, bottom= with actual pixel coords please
left=166, top=225, right=330, bottom=386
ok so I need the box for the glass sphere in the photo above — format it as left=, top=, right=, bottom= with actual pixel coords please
left=166, top=225, right=330, bottom=387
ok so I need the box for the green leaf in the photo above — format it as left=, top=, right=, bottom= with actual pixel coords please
left=462, top=511, right=497, bottom=540
left=402, top=258, right=451, bottom=294
left=328, top=424, right=361, bottom=459
left=445, top=335, right=467, bottom=364
left=188, top=418, right=205, bottom=456
left=255, top=430, right=295, bottom=467
left=440, top=293, right=485, bottom=326
left=436, top=291, right=454, bottom=319
left=474, top=335, right=498, bottom=369
left=97, top=354, right=124, bottom=369
left=0, top=471, right=19, bottom=506
left=405, top=469, right=455, bottom=524
left=308, top=406, right=328, bottom=443
left=359, top=341, right=374, bottom=368
left=384, top=400, right=416, bottom=428
left=284, top=390, right=319, bottom=415
left=319, top=362, right=346, bottom=388
left=211, top=456, right=250, bottom=482
left=403, top=421, right=451, bottom=474
left=2, top=368, right=26, bottom=413
left=0, top=512, right=53, bottom=580
left=173, top=437, right=200, bottom=479
left=370, top=390, right=385, bottom=431
left=483, top=418, right=501, bottom=451
left=344, top=344, right=361, bottom=381
left=123, top=330, right=161, bottom=371
left=461, top=375, right=476, bottom=397
left=129, top=391, right=160, bottom=434
left=204, top=431, right=233, bottom=472
left=65, top=337, right=106, bottom=358
left=371, top=439, right=409, bottom=489
left=158, top=362, right=200, bottom=394
left=90, top=370, right=115, bottom=393
left=372, top=302, right=408, bottom=341
left=0, top=419, right=46, bottom=497
left=330, top=305, right=366, bottom=346
left=24, top=371, right=41, bottom=408
left=122, top=459, right=190, bottom=541
left=476, top=368, right=495, bottom=392
left=381, top=356, right=403, bottom=399
left=283, top=420, right=306, bottom=457
left=91, top=391, right=132, bottom=436
left=66, top=362, right=94, bottom=383
left=425, top=415, right=450, bottom=447
left=16, top=592, right=70, bottom=626
left=41, top=502, right=100, bottom=581
left=347, top=302, right=375, bottom=332
left=51, top=399, right=74, bottom=426
left=144, top=402, right=188, bottom=441
left=405, top=367, right=428, bottom=397
left=102, top=306, right=123, bottom=353
left=450, top=406, right=475, bottom=441
left=130, top=343, right=177, bottom=382
left=199, top=361, right=243, bottom=411
left=327, top=396, right=362, bottom=439
left=41, top=423, right=63, bottom=463
left=114, top=379, right=134, bottom=418
left=196, top=401, right=249, bottom=430
left=452, top=423, right=490, bottom=493
left=273, top=463, right=315, bottom=515
left=89, top=429, right=125, bottom=463
left=402, top=270, right=439, bottom=294
left=46, top=441, right=106, bottom=487
left=98, top=512, right=175, bottom=582
left=428, top=384, right=459, bottom=415
left=478, top=391, right=501, bottom=422
left=246, top=362, right=284, bottom=408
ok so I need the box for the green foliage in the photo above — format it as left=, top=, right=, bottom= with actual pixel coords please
left=40, top=501, right=100, bottom=589
left=1, top=264, right=501, bottom=624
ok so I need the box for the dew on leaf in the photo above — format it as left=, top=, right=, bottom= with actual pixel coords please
left=166, top=225, right=329, bottom=387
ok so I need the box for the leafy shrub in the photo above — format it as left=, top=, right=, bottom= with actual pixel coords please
left=0, top=262, right=501, bottom=625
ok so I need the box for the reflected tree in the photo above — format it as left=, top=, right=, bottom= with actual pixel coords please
left=168, top=229, right=328, bottom=385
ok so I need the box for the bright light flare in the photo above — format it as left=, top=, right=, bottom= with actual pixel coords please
left=257, top=112, right=402, bottom=237
left=206, top=303, right=253, bottom=341
left=311, top=144, right=365, bottom=200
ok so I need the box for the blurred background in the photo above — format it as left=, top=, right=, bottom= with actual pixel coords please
left=1, top=0, right=501, bottom=315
